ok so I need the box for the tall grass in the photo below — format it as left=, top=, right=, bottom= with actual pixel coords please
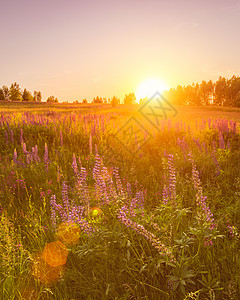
left=0, top=107, right=240, bottom=299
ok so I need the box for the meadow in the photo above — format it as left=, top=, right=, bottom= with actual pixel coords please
left=0, top=101, right=240, bottom=299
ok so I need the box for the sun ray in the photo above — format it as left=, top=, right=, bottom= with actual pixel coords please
left=136, top=78, right=169, bottom=103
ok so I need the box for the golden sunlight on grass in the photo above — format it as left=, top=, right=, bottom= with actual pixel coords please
left=32, top=253, right=64, bottom=284
left=136, top=78, right=169, bottom=102
left=56, top=222, right=81, bottom=245
left=19, top=286, right=39, bottom=299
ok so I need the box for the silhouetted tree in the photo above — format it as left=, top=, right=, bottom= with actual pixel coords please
left=2, top=85, right=9, bottom=101
left=175, top=85, right=185, bottom=105
left=124, top=92, right=136, bottom=104
left=47, top=95, right=58, bottom=103
left=0, top=88, right=5, bottom=101
left=22, top=89, right=33, bottom=102
left=226, top=75, right=240, bottom=107
left=139, top=96, right=148, bottom=105
left=111, top=95, right=120, bottom=107
left=92, top=96, right=103, bottom=103
left=82, top=98, right=88, bottom=104
left=200, top=80, right=214, bottom=105
left=9, top=82, right=22, bottom=101
left=34, top=91, right=42, bottom=102
left=215, top=76, right=227, bottom=106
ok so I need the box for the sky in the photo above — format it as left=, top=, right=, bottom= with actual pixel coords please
left=1, top=0, right=240, bottom=102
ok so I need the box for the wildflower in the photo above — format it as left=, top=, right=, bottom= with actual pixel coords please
left=188, top=152, right=216, bottom=230
left=72, top=153, right=78, bottom=176
left=50, top=184, right=94, bottom=235
left=44, top=143, right=50, bottom=171
left=60, top=129, right=63, bottom=146
left=89, top=133, right=92, bottom=155
left=118, top=206, right=175, bottom=262
left=162, top=154, right=176, bottom=207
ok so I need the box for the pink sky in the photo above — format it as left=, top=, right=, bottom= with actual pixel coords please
left=1, top=0, right=240, bottom=102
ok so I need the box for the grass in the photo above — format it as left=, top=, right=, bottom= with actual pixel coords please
left=0, top=102, right=240, bottom=299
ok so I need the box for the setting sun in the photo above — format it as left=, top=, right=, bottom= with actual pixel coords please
left=136, top=78, right=169, bottom=102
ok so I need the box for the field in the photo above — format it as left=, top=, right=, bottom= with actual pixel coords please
left=0, top=101, right=240, bottom=299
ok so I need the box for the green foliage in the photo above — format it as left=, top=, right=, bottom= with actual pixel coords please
left=22, top=88, right=34, bottom=102
left=9, top=82, right=22, bottom=101
left=47, top=95, right=58, bottom=103
left=0, top=106, right=239, bottom=299
left=0, top=88, right=5, bottom=101
left=164, top=75, right=240, bottom=107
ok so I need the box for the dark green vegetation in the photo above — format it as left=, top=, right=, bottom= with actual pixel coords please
left=0, top=102, right=240, bottom=299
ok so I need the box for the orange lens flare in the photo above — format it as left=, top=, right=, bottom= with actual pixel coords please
left=89, top=207, right=103, bottom=218
left=42, top=240, right=68, bottom=267
left=32, top=254, right=64, bottom=284
left=56, top=222, right=81, bottom=245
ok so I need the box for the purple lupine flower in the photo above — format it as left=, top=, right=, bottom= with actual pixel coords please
left=92, top=155, right=110, bottom=205
left=211, top=150, right=221, bottom=176
left=118, top=206, right=175, bottom=262
left=89, top=133, right=92, bottom=155
left=227, top=140, right=231, bottom=149
left=72, top=153, right=78, bottom=176
left=113, top=167, right=124, bottom=196
left=62, top=182, right=70, bottom=221
left=60, top=129, right=63, bottom=146
left=22, top=142, right=27, bottom=154
left=44, top=143, right=50, bottom=171
left=50, top=184, right=94, bottom=235
left=207, top=118, right=211, bottom=129
left=74, top=167, right=90, bottom=209
left=20, top=129, right=23, bottom=144
left=193, top=138, right=202, bottom=152
left=5, top=131, right=8, bottom=144
left=13, top=149, right=18, bottom=163
left=219, top=132, right=225, bottom=149
left=34, top=145, right=41, bottom=162
left=162, top=154, right=176, bottom=207
left=188, top=152, right=216, bottom=230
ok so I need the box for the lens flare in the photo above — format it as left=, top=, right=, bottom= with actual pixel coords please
left=89, top=207, right=103, bottom=219
left=56, top=222, right=81, bottom=245
left=42, top=240, right=68, bottom=267
left=32, top=253, right=64, bottom=284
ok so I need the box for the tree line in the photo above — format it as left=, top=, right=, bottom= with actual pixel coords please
left=0, top=82, right=42, bottom=102
left=163, top=75, right=240, bottom=107
left=1, top=76, right=240, bottom=106
left=92, top=76, right=240, bottom=107
left=0, top=82, right=59, bottom=103
left=92, top=93, right=136, bottom=106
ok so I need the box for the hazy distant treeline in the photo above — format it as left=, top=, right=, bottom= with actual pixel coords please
left=1, top=75, right=240, bottom=107
left=0, top=82, right=42, bottom=102
left=163, top=75, right=240, bottom=107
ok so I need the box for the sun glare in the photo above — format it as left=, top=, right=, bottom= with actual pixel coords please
left=136, top=78, right=169, bottom=102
